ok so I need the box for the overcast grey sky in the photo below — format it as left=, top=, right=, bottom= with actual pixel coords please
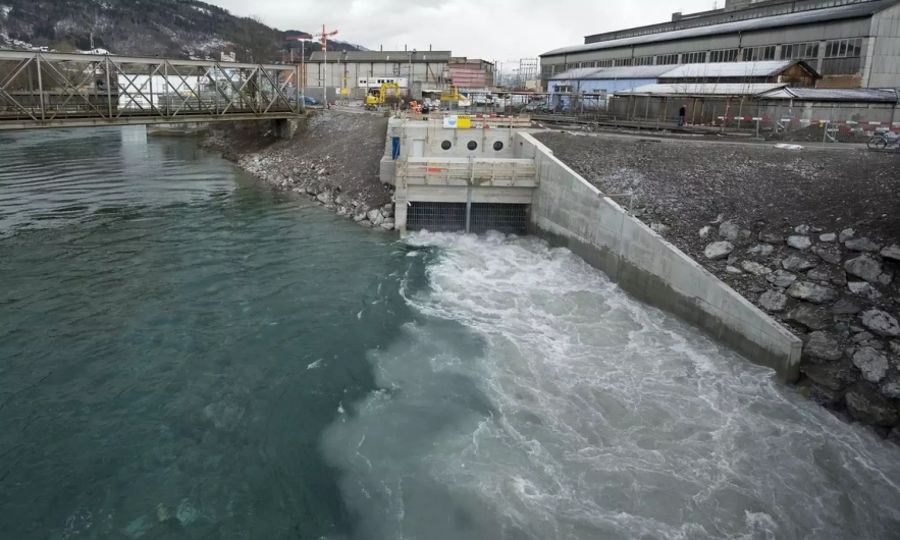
left=208, top=0, right=714, bottom=62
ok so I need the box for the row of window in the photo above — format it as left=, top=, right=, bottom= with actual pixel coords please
left=742, top=45, right=776, bottom=61
left=709, top=49, right=738, bottom=63
left=825, top=38, right=862, bottom=58
left=781, top=41, right=819, bottom=60
left=554, top=38, right=864, bottom=73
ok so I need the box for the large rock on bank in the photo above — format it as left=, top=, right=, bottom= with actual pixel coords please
left=366, top=208, right=385, bottom=227
left=852, top=347, right=889, bottom=383
left=803, top=331, right=843, bottom=362
left=704, top=241, right=734, bottom=260
left=787, top=235, right=813, bottom=250
left=786, top=282, right=837, bottom=304
left=845, top=384, right=900, bottom=427
left=845, top=237, right=881, bottom=253
left=845, top=255, right=885, bottom=284
left=758, top=290, right=788, bottom=312
left=881, top=245, right=900, bottom=261
left=860, top=310, right=900, bottom=338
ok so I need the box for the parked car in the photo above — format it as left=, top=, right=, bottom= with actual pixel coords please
left=303, top=96, right=320, bottom=106
left=521, top=100, right=550, bottom=113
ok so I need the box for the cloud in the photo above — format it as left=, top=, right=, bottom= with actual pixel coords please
left=207, top=0, right=712, bottom=61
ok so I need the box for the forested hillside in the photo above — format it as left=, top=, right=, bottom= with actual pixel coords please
left=0, top=0, right=359, bottom=62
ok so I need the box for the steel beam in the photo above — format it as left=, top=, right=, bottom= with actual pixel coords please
left=0, top=50, right=291, bottom=71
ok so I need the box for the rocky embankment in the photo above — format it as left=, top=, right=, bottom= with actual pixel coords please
left=205, top=111, right=396, bottom=230
left=537, top=132, right=900, bottom=437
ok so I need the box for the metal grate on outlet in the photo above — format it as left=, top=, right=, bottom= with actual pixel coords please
left=406, top=202, right=529, bottom=235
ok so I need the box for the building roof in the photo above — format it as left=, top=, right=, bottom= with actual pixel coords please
left=550, top=61, right=817, bottom=82
left=541, top=0, right=895, bottom=57
left=658, top=60, right=803, bottom=79
left=551, top=65, right=676, bottom=81
left=309, top=50, right=451, bottom=62
left=617, top=82, right=786, bottom=96
left=757, top=87, right=899, bottom=102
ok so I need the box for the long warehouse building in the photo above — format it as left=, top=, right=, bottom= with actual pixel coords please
left=540, top=0, right=900, bottom=89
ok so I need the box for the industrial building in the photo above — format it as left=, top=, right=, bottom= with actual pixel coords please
left=546, top=60, right=820, bottom=111
left=307, top=49, right=451, bottom=99
left=540, top=0, right=900, bottom=89
left=447, top=58, right=495, bottom=90
left=306, top=50, right=494, bottom=99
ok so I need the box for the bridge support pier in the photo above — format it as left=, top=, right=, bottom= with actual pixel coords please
left=273, top=118, right=302, bottom=140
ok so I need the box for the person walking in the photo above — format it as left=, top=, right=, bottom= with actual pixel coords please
left=678, top=104, right=687, bottom=127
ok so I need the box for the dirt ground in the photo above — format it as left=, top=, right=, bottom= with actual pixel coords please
left=536, top=132, right=900, bottom=255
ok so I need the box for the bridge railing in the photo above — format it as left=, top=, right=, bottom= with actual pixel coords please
left=0, top=50, right=304, bottom=128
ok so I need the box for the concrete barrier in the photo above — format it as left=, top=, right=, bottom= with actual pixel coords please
left=520, top=132, right=802, bottom=381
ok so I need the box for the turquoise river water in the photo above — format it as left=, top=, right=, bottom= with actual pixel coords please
left=1, top=126, right=899, bottom=540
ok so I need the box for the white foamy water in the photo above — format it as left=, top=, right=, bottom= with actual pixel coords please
left=322, top=232, right=900, bottom=540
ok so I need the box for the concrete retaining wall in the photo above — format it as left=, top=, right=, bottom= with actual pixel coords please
left=380, top=118, right=525, bottom=185
left=522, top=132, right=802, bottom=381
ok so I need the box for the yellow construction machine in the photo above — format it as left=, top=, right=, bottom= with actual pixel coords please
left=365, top=81, right=401, bottom=110
left=438, top=85, right=470, bottom=108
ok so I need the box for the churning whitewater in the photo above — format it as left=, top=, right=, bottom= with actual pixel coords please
left=323, top=231, right=900, bottom=540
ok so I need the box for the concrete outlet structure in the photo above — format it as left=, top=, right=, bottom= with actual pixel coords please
left=383, top=116, right=802, bottom=381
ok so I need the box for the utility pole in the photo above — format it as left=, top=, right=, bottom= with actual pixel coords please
left=301, top=39, right=305, bottom=99
left=287, top=34, right=312, bottom=102
left=408, top=49, right=415, bottom=98
left=316, top=24, right=339, bottom=108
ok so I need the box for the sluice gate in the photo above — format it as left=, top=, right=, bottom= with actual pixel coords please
left=380, top=116, right=538, bottom=235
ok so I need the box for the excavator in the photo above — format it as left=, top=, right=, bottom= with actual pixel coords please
left=438, top=85, right=470, bottom=109
left=365, top=81, right=401, bottom=110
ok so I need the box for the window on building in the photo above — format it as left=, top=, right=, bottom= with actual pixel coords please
left=633, top=56, right=655, bottom=66
left=742, top=46, right=776, bottom=61
left=613, top=58, right=634, bottom=66
left=655, top=54, right=679, bottom=65
left=596, top=59, right=614, bottom=68
left=780, top=42, right=819, bottom=60
left=824, top=38, right=862, bottom=58
left=681, top=51, right=706, bottom=63
left=820, top=56, right=862, bottom=76
left=709, top=49, right=739, bottom=63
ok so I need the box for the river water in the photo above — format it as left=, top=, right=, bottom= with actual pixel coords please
left=1, top=127, right=898, bottom=540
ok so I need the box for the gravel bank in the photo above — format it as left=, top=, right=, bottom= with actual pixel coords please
left=205, top=110, right=397, bottom=230
left=537, top=131, right=900, bottom=437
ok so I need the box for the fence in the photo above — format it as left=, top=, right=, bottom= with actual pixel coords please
left=531, top=92, right=900, bottom=140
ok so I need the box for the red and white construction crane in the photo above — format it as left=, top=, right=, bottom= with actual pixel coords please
left=316, top=24, right=339, bottom=107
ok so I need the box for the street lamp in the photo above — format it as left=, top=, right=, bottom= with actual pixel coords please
left=316, top=24, right=339, bottom=107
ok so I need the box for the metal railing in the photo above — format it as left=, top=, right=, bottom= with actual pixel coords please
left=0, top=50, right=304, bottom=129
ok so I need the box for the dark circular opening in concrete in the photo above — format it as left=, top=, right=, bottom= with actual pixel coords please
left=441, top=140, right=452, bottom=150
left=467, top=141, right=478, bottom=151
left=493, top=141, right=504, bottom=151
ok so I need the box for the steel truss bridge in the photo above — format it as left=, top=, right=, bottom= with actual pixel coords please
left=0, top=50, right=304, bottom=130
